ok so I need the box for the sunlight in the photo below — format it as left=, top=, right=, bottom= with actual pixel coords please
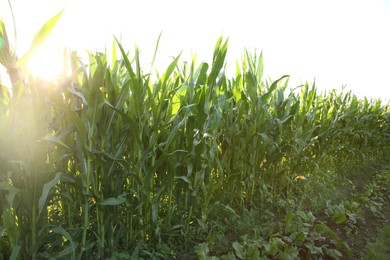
left=26, top=44, right=64, bottom=83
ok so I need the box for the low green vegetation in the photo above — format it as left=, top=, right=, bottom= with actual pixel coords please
left=365, top=225, right=390, bottom=259
left=1, top=13, right=390, bottom=259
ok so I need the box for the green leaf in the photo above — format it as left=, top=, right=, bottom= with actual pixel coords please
left=99, top=195, right=127, bottom=206
left=0, top=34, right=4, bottom=48
left=208, top=37, right=228, bottom=85
left=220, top=253, right=237, bottom=260
left=54, top=246, right=76, bottom=259
left=10, top=244, right=21, bottom=260
left=175, top=176, right=192, bottom=185
left=323, top=248, right=342, bottom=258
left=151, top=31, right=162, bottom=69
left=195, top=62, right=209, bottom=85
left=38, top=172, right=62, bottom=217
left=257, top=51, right=264, bottom=82
left=41, top=134, right=70, bottom=150
left=17, top=9, right=64, bottom=67
left=161, top=54, right=181, bottom=86
left=0, top=226, right=6, bottom=236
left=165, top=117, right=186, bottom=147
left=261, top=75, right=289, bottom=104
left=67, top=85, right=87, bottom=105
left=52, top=226, right=76, bottom=259
left=104, top=100, right=141, bottom=147
left=306, top=243, right=323, bottom=255
left=332, top=212, right=348, bottom=224
left=194, top=243, right=210, bottom=259
left=114, top=37, right=136, bottom=78
left=0, top=182, right=21, bottom=192
left=67, top=109, right=87, bottom=141
left=314, top=223, right=339, bottom=240
left=111, top=39, right=117, bottom=67
left=0, top=18, right=17, bottom=70
left=246, top=244, right=260, bottom=259
left=232, top=241, right=244, bottom=258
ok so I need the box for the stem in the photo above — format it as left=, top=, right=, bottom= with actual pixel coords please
left=7, top=0, right=17, bottom=51
left=31, top=201, right=37, bottom=260
left=78, top=157, right=90, bottom=260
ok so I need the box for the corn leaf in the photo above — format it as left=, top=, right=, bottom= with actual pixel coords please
left=52, top=226, right=76, bottom=258
left=38, top=172, right=62, bottom=217
left=99, top=195, right=127, bottom=206
left=10, top=244, right=21, bottom=260
left=41, top=134, right=70, bottom=150
left=0, top=182, right=21, bottom=192
left=16, top=9, right=63, bottom=67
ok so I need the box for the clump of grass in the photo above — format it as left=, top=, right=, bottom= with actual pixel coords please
left=365, top=225, right=390, bottom=260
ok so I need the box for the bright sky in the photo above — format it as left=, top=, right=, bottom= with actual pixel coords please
left=1, top=0, right=390, bottom=100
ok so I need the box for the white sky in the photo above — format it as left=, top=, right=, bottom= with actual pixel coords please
left=1, top=0, right=390, bottom=100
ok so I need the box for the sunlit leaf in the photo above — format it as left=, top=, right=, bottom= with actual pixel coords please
left=41, top=134, right=70, bottom=150
left=17, top=9, right=64, bottom=67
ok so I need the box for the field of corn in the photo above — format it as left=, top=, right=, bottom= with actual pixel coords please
left=1, top=12, right=390, bottom=259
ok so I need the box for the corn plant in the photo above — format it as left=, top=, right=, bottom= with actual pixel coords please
left=1, top=11, right=390, bottom=258
left=0, top=10, right=75, bottom=260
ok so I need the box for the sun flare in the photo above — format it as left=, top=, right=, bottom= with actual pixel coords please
left=26, top=46, right=65, bottom=83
